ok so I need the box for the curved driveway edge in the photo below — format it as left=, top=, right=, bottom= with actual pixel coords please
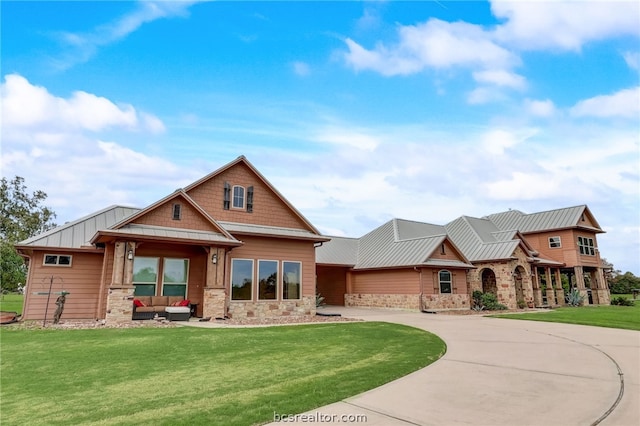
left=265, top=307, right=640, bottom=426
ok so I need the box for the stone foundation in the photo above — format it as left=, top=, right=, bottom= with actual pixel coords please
left=345, top=294, right=420, bottom=310
left=228, top=296, right=315, bottom=319
left=422, top=294, right=470, bottom=310
left=593, top=289, right=611, bottom=305
left=105, top=286, right=135, bottom=323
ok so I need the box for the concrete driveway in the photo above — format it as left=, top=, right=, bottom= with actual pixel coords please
left=264, top=307, right=640, bottom=426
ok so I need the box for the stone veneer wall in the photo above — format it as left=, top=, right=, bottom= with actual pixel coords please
left=227, top=296, right=315, bottom=319
left=202, top=288, right=226, bottom=319
left=345, top=294, right=420, bottom=310
left=422, top=294, right=470, bottom=310
left=105, top=287, right=135, bottom=323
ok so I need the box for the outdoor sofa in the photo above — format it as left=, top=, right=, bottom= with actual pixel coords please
left=132, top=296, right=190, bottom=320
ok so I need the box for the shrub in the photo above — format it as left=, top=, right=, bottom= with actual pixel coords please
left=315, top=293, right=325, bottom=307
left=480, top=292, right=507, bottom=311
left=471, top=290, right=484, bottom=311
left=566, top=288, right=585, bottom=307
left=517, top=299, right=526, bottom=309
left=611, top=296, right=635, bottom=306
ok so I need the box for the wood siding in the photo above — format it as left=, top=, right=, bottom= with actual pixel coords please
left=227, top=235, right=317, bottom=299
left=316, top=265, right=348, bottom=305
left=429, top=240, right=465, bottom=261
left=524, top=229, right=601, bottom=268
left=186, top=162, right=312, bottom=230
left=352, top=269, right=420, bottom=294
left=133, top=197, right=219, bottom=232
left=23, top=251, right=104, bottom=320
left=420, top=268, right=467, bottom=295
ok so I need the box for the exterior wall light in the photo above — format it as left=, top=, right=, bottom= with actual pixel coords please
left=212, top=253, right=218, bottom=264
left=127, top=250, right=133, bottom=261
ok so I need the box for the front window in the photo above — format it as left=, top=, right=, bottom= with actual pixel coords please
left=578, top=236, right=595, bottom=256
left=282, top=261, right=301, bottom=300
left=133, top=257, right=159, bottom=296
left=549, top=236, right=561, bottom=248
left=43, top=254, right=72, bottom=266
left=232, top=186, right=245, bottom=209
left=258, top=260, right=278, bottom=300
left=439, top=270, right=452, bottom=294
left=231, top=259, right=253, bottom=300
left=162, top=258, right=189, bottom=298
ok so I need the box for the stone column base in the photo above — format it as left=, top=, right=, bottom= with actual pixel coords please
left=594, top=289, right=610, bottom=305
left=533, top=289, right=542, bottom=307
left=203, top=288, right=226, bottom=319
left=105, top=286, right=135, bottom=323
left=555, top=289, right=565, bottom=306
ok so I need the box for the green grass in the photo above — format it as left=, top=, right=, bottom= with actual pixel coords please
left=0, top=294, right=23, bottom=314
left=491, top=302, right=640, bottom=330
left=0, top=322, right=445, bottom=425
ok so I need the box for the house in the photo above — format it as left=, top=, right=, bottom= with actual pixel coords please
left=16, top=156, right=328, bottom=322
left=316, top=205, right=610, bottom=310
left=316, top=219, right=475, bottom=310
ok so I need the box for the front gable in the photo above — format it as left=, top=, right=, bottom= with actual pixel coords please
left=577, top=206, right=602, bottom=230
left=185, top=156, right=319, bottom=233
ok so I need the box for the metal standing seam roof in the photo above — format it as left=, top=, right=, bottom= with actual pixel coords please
left=486, top=205, right=599, bottom=233
left=218, top=221, right=330, bottom=241
left=445, top=216, right=522, bottom=262
left=17, top=205, right=140, bottom=248
left=98, top=223, right=239, bottom=244
left=316, top=218, right=473, bottom=270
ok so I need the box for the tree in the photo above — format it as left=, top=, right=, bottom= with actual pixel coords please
left=0, top=176, right=57, bottom=292
left=609, top=272, right=640, bottom=294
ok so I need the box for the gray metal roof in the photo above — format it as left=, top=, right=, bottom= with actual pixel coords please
left=445, top=216, right=522, bottom=262
left=101, top=223, right=238, bottom=244
left=218, top=221, right=329, bottom=241
left=317, top=219, right=473, bottom=270
left=18, top=205, right=140, bottom=248
left=486, top=205, right=599, bottom=233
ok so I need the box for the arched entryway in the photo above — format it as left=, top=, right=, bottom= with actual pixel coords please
left=481, top=268, right=497, bottom=295
left=513, top=265, right=526, bottom=303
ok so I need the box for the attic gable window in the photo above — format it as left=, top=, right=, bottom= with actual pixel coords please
left=246, top=186, right=254, bottom=213
left=223, top=182, right=231, bottom=210
left=549, top=236, right=561, bottom=248
left=232, top=186, right=245, bottom=209
left=43, top=254, right=72, bottom=267
left=172, top=204, right=182, bottom=220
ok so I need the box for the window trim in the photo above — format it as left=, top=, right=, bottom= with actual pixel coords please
left=282, top=261, right=302, bottom=300
left=438, top=269, right=452, bottom=294
left=161, top=258, right=189, bottom=298
left=257, top=259, right=278, bottom=301
left=548, top=236, right=562, bottom=248
left=232, top=185, right=245, bottom=209
left=172, top=203, right=182, bottom=220
left=43, top=254, right=73, bottom=267
left=577, top=236, right=596, bottom=256
left=230, top=258, right=254, bottom=301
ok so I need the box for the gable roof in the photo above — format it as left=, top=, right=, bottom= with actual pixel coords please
left=183, top=155, right=324, bottom=236
left=16, top=205, right=140, bottom=249
left=317, top=218, right=473, bottom=270
left=486, top=205, right=603, bottom=233
left=445, top=216, right=523, bottom=262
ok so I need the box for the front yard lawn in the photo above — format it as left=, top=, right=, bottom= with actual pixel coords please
left=0, top=322, right=445, bottom=425
left=0, top=294, right=23, bottom=314
left=491, top=303, right=640, bottom=331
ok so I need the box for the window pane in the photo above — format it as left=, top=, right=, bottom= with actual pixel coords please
left=164, top=258, right=188, bottom=284
left=439, top=270, right=451, bottom=282
left=163, top=284, right=186, bottom=297
left=233, top=186, right=245, bottom=208
left=133, top=258, right=158, bottom=283
left=283, top=261, right=301, bottom=300
left=231, top=259, right=253, bottom=300
left=440, top=282, right=452, bottom=294
left=134, top=284, right=155, bottom=296
left=439, top=270, right=452, bottom=294
left=58, top=255, right=72, bottom=265
left=44, top=255, right=57, bottom=265
left=258, top=260, right=278, bottom=300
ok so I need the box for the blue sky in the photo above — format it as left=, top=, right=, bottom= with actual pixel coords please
left=2, top=1, right=639, bottom=274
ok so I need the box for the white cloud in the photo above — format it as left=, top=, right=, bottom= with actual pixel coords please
left=491, top=0, right=640, bottom=51
left=623, top=51, right=640, bottom=70
left=52, top=1, right=204, bottom=70
left=292, top=61, right=311, bottom=77
left=467, top=87, right=507, bottom=105
left=472, top=69, right=526, bottom=90
left=1, top=74, right=164, bottom=134
left=524, top=98, right=557, bottom=117
left=570, top=87, right=640, bottom=118
left=344, top=18, right=518, bottom=76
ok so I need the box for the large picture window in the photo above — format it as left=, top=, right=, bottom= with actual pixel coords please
left=258, top=260, right=278, bottom=300
left=162, top=258, right=189, bottom=298
left=133, top=257, right=159, bottom=296
left=282, top=261, right=301, bottom=300
left=439, top=270, right=452, bottom=294
left=231, top=259, right=253, bottom=300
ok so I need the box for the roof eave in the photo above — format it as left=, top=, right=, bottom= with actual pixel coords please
left=90, top=230, right=243, bottom=247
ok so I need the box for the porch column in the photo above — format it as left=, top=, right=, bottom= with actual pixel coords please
left=554, top=269, right=565, bottom=306
left=572, top=266, right=590, bottom=305
left=532, top=267, right=542, bottom=307
left=203, top=247, right=227, bottom=320
left=345, top=270, right=354, bottom=306
left=106, top=241, right=136, bottom=323
left=544, top=267, right=555, bottom=306
left=593, top=268, right=610, bottom=305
